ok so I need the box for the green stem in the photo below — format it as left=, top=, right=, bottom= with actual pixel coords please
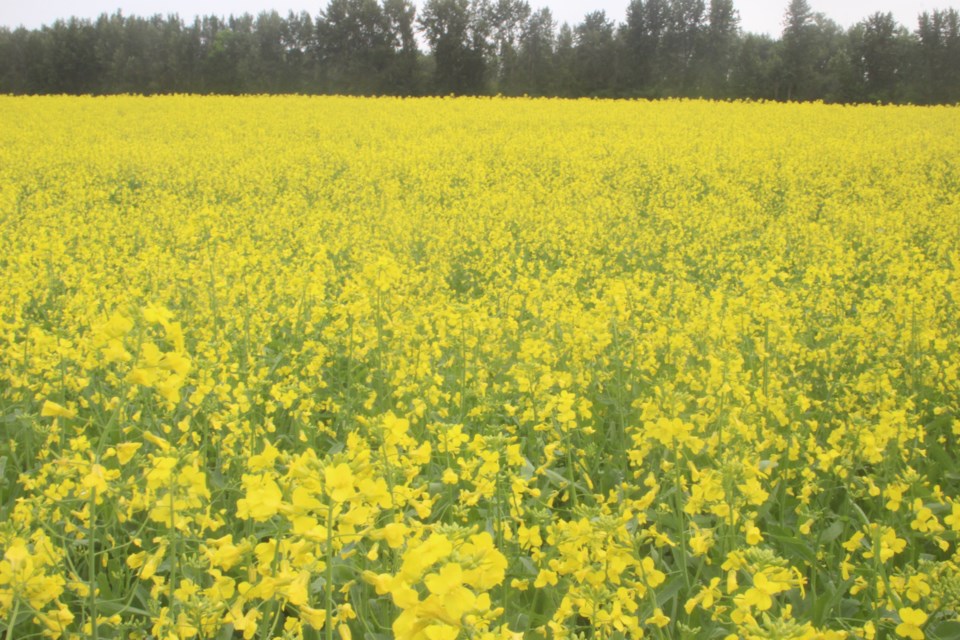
left=673, top=441, right=691, bottom=592
left=168, top=481, right=178, bottom=620
left=89, top=487, right=99, bottom=640
left=566, top=444, right=578, bottom=508
left=326, top=499, right=336, bottom=640
left=460, top=315, right=467, bottom=423
left=5, top=599, right=19, bottom=640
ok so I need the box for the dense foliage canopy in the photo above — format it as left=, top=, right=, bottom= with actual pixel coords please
left=1, top=1, right=959, bottom=102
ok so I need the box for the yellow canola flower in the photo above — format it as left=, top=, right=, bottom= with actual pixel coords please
left=115, top=442, right=142, bottom=465
left=0, top=539, right=33, bottom=585
left=92, top=312, right=134, bottom=349
left=423, top=625, right=459, bottom=640
left=685, top=577, right=722, bottom=614
left=423, top=563, right=477, bottom=622
left=895, top=607, right=927, bottom=640
left=159, top=351, right=191, bottom=377
left=127, top=543, right=167, bottom=580
left=40, top=400, right=76, bottom=419
left=646, top=608, right=670, bottom=628
left=325, top=463, right=355, bottom=503
left=277, top=570, right=310, bottom=606
left=399, top=533, right=454, bottom=582
left=460, top=532, right=508, bottom=590
left=377, top=522, right=409, bottom=549
left=745, top=522, right=763, bottom=546
left=154, top=373, right=183, bottom=404
left=248, top=442, right=281, bottom=472
left=237, top=473, right=284, bottom=521
left=299, top=604, right=327, bottom=630
left=143, top=304, right=173, bottom=326
left=740, top=571, right=790, bottom=612
left=224, top=602, right=261, bottom=640
left=203, top=535, right=250, bottom=572
left=101, top=339, right=133, bottom=363
left=81, top=463, right=117, bottom=495
left=36, top=606, right=75, bottom=639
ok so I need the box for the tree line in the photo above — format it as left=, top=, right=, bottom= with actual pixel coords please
left=1, top=0, right=958, bottom=103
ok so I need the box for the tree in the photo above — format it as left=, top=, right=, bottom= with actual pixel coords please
left=553, top=22, right=576, bottom=96
left=662, top=0, right=706, bottom=95
left=730, top=32, right=779, bottom=99
left=382, top=0, right=420, bottom=94
left=702, top=0, right=739, bottom=97
left=43, top=18, right=103, bottom=93
left=780, top=0, right=815, bottom=99
left=847, top=12, right=910, bottom=103
left=0, top=0, right=958, bottom=103
left=488, top=0, right=532, bottom=93
left=168, top=16, right=204, bottom=92
left=914, top=9, right=960, bottom=103
left=573, top=11, right=618, bottom=96
left=419, top=0, right=488, bottom=94
left=622, top=0, right=656, bottom=93
left=620, top=0, right=677, bottom=95
left=198, top=16, right=239, bottom=93
left=515, top=7, right=556, bottom=95
left=809, top=15, right=848, bottom=101
left=778, top=1, right=846, bottom=101
left=318, top=0, right=394, bottom=94
left=253, top=11, right=287, bottom=92
left=281, top=11, right=318, bottom=92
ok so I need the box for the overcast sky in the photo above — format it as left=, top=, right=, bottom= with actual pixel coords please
left=2, top=0, right=958, bottom=35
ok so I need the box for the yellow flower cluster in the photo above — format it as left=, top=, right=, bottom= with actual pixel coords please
left=1, top=96, right=959, bottom=639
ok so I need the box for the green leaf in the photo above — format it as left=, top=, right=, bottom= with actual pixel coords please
left=96, top=599, right=153, bottom=618
left=819, top=519, right=845, bottom=544
left=652, top=573, right=687, bottom=609
left=929, top=621, right=960, bottom=640
left=767, top=527, right=818, bottom=566
left=811, top=578, right=856, bottom=625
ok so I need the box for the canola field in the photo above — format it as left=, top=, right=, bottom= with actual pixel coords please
left=1, top=96, right=960, bottom=640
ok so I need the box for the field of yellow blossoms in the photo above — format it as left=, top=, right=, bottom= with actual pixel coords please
left=1, top=96, right=959, bottom=640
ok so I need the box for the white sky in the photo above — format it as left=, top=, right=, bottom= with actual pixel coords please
left=1, top=0, right=958, bottom=35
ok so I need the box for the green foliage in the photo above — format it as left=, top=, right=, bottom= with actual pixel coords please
left=0, top=3, right=959, bottom=102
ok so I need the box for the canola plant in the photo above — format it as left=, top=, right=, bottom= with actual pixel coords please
left=1, top=96, right=960, bottom=639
